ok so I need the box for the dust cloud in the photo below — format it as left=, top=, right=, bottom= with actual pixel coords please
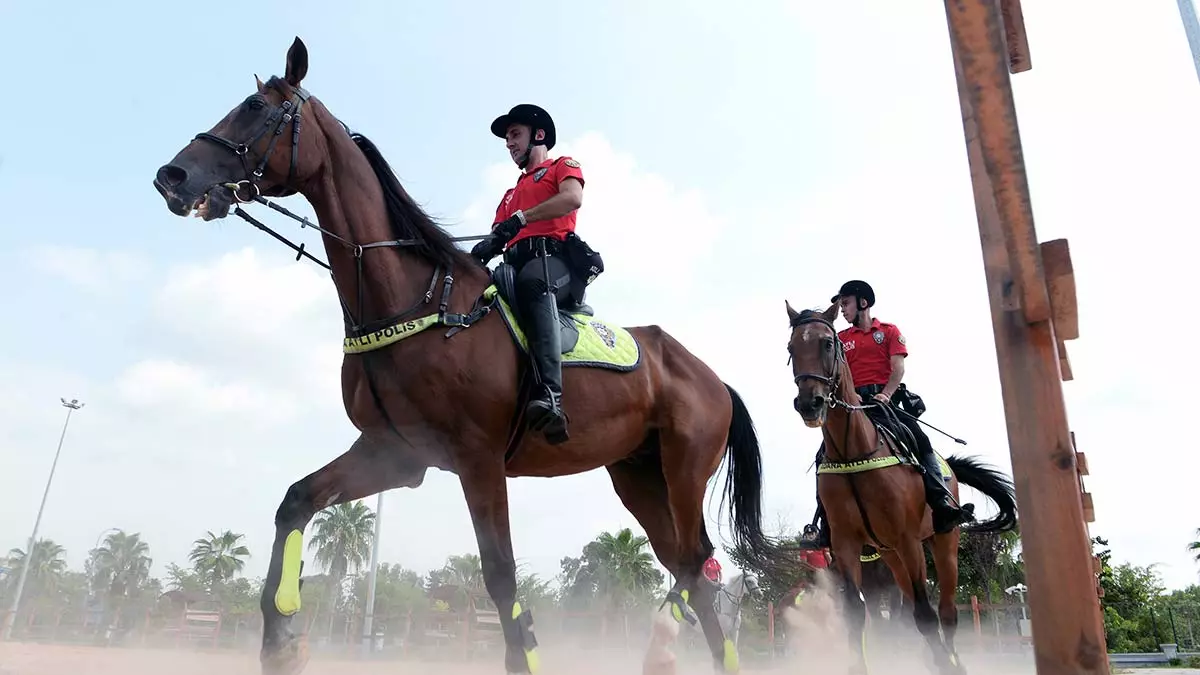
left=0, top=577, right=1048, bottom=675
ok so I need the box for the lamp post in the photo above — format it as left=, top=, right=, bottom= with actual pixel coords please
left=1, top=398, right=84, bottom=641
left=360, top=492, right=384, bottom=657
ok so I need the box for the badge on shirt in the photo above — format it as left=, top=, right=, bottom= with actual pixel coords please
left=897, top=334, right=906, bottom=345
left=564, top=158, right=581, bottom=168
left=873, top=331, right=885, bottom=344
left=533, top=167, right=548, bottom=182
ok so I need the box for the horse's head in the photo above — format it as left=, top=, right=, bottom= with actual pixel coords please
left=785, top=300, right=843, bottom=428
left=153, top=37, right=324, bottom=221
left=740, top=572, right=762, bottom=599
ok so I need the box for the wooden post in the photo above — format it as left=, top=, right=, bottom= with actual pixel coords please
left=942, top=1, right=1108, bottom=674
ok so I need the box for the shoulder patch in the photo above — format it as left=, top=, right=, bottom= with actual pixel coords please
left=897, top=334, right=906, bottom=345
left=563, top=158, right=581, bottom=168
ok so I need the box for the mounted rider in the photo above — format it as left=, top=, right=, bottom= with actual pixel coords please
left=802, top=280, right=974, bottom=549
left=702, top=557, right=723, bottom=584
left=470, top=104, right=602, bottom=446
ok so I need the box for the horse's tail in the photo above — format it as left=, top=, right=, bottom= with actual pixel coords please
left=945, top=454, right=1019, bottom=534
left=720, top=383, right=776, bottom=561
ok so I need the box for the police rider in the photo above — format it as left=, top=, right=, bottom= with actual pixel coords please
left=804, top=280, right=974, bottom=549
left=470, top=104, right=586, bottom=445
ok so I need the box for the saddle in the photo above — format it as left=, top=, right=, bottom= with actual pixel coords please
left=491, top=262, right=593, bottom=354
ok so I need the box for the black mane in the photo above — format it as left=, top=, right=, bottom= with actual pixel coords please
left=349, top=131, right=476, bottom=270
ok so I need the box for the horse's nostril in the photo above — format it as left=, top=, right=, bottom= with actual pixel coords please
left=156, top=164, right=188, bottom=188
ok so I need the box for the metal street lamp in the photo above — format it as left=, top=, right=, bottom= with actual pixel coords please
left=360, top=492, right=384, bottom=657
left=1, top=398, right=84, bottom=641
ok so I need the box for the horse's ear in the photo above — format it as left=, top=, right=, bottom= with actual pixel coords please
left=785, top=300, right=801, bottom=326
left=254, top=74, right=265, bottom=91
left=285, top=36, right=309, bottom=87
left=822, top=302, right=839, bottom=323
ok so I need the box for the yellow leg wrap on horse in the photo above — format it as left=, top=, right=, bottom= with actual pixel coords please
left=512, top=601, right=540, bottom=674
left=861, top=630, right=870, bottom=675
left=670, top=589, right=690, bottom=622
left=723, top=638, right=740, bottom=672
left=274, top=529, right=303, bottom=616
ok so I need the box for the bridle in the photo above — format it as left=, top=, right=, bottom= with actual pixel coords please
left=193, top=82, right=311, bottom=204
left=188, top=78, right=452, bottom=338
left=789, top=314, right=870, bottom=412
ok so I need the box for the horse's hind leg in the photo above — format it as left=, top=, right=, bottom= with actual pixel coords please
left=659, top=420, right=741, bottom=673
left=931, top=528, right=965, bottom=674
left=260, top=433, right=428, bottom=675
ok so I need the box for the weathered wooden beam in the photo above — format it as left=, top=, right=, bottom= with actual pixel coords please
left=1081, top=492, right=1095, bottom=523
left=944, top=2, right=1109, bottom=672
left=944, top=0, right=1052, bottom=326
left=1042, top=239, right=1080, bottom=341
left=1058, top=339, right=1074, bottom=381
left=999, top=0, right=1032, bottom=73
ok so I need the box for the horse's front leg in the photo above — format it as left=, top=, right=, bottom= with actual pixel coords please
left=260, top=433, right=429, bottom=675
left=457, top=458, right=539, bottom=674
left=831, top=537, right=869, bottom=675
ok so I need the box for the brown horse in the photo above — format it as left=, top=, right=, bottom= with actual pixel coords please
left=784, top=302, right=1017, bottom=675
left=151, top=37, right=777, bottom=675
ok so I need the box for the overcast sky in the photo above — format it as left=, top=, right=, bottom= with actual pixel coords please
left=2, top=0, right=1199, bottom=594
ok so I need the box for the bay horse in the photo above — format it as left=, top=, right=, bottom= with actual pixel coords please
left=784, top=302, right=1018, bottom=675
left=150, top=36, right=778, bottom=675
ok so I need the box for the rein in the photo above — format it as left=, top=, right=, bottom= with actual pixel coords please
left=191, top=79, right=490, bottom=340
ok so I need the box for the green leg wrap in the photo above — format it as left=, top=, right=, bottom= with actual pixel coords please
left=274, top=529, right=304, bottom=616
left=512, top=601, right=540, bottom=674
left=723, top=637, right=740, bottom=672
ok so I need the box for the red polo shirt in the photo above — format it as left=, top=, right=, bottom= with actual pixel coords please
left=493, top=156, right=585, bottom=247
left=838, top=318, right=907, bottom=388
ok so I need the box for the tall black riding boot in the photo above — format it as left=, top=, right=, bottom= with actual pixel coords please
left=918, top=448, right=974, bottom=534
left=524, top=291, right=569, bottom=445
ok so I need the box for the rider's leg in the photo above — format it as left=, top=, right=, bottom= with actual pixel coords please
left=899, top=413, right=974, bottom=534
left=515, top=247, right=574, bottom=445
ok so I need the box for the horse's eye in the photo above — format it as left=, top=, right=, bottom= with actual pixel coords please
left=245, top=96, right=267, bottom=111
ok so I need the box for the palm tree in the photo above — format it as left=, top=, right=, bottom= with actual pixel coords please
left=90, top=530, right=152, bottom=600
left=308, top=501, right=376, bottom=632
left=1188, top=528, right=1200, bottom=563
left=3, top=538, right=68, bottom=603
left=188, top=530, right=250, bottom=592
left=560, top=528, right=664, bottom=612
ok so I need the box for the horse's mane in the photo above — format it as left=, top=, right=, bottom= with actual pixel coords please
left=789, top=308, right=826, bottom=328
left=348, top=131, right=476, bottom=270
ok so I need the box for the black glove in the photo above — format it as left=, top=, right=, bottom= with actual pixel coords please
left=470, top=233, right=504, bottom=265
left=493, top=214, right=524, bottom=241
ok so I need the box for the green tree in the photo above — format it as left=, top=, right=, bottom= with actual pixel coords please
left=188, top=530, right=250, bottom=591
left=349, top=563, right=427, bottom=621
left=560, top=528, right=664, bottom=612
left=90, top=530, right=152, bottom=600
left=308, top=501, right=376, bottom=634
left=2, top=538, right=68, bottom=606
left=1187, top=528, right=1200, bottom=564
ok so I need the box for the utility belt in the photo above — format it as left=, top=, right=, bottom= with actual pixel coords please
left=503, top=235, right=564, bottom=267
left=858, top=383, right=927, bottom=418
left=503, top=233, right=605, bottom=286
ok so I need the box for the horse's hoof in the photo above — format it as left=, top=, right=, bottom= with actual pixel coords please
left=261, top=634, right=310, bottom=675
left=943, top=652, right=967, bottom=675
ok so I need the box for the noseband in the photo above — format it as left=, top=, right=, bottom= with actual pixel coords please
left=193, top=82, right=310, bottom=203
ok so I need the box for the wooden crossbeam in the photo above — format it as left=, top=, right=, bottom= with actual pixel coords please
left=1041, top=239, right=1080, bottom=341
left=999, top=0, right=1032, bottom=73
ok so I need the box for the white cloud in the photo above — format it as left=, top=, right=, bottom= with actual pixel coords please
left=26, top=246, right=150, bottom=296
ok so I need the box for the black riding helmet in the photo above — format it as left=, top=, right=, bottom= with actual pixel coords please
left=491, top=104, right=556, bottom=169
left=831, top=280, right=875, bottom=308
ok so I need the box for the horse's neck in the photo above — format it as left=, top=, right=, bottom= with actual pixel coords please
left=302, top=107, right=436, bottom=324
left=823, top=363, right=877, bottom=462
